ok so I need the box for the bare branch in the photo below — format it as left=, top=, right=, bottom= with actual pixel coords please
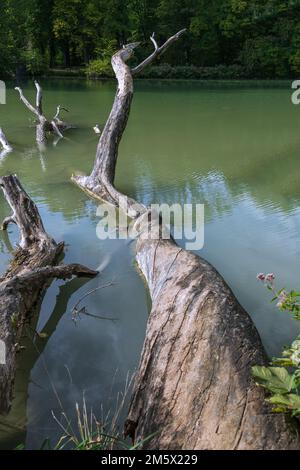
left=51, top=120, right=64, bottom=139
left=34, top=81, right=43, bottom=115
left=1, top=215, right=16, bottom=230
left=150, top=32, right=158, bottom=51
left=71, top=282, right=116, bottom=323
left=0, top=174, right=49, bottom=249
left=15, top=87, right=39, bottom=117
left=53, top=105, right=69, bottom=121
left=13, top=264, right=98, bottom=284
left=132, top=28, right=186, bottom=75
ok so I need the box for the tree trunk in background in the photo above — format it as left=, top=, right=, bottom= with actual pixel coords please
left=64, top=43, right=71, bottom=68
left=15, top=81, right=72, bottom=145
left=0, top=175, right=97, bottom=414
left=71, top=32, right=300, bottom=449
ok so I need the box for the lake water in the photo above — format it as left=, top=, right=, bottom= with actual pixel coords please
left=0, top=79, right=300, bottom=449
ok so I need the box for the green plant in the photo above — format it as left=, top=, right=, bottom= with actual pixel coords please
left=252, top=273, right=300, bottom=416
left=16, top=369, right=157, bottom=450
left=85, top=39, right=116, bottom=78
left=85, top=58, right=114, bottom=78
left=22, top=46, right=49, bottom=76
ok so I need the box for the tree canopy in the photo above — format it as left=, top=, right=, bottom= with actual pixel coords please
left=1, top=0, right=300, bottom=78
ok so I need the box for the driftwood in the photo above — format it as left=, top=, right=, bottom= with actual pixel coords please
left=15, top=81, right=72, bottom=144
left=71, top=32, right=300, bottom=449
left=0, top=175, right=97, bottom=414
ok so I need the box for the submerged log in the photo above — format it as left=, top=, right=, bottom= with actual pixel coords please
left=71, top=33, right=300, bottom=449
left=15, top=81, right=73, bottom=144
left=0, top=175, right=97, bottom=414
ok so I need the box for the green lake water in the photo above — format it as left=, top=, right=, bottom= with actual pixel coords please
left=0, top=79, right=300, bottom=449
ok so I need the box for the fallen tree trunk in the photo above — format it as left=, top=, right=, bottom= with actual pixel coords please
left=0, top=175, right=97, bottom=414
left=71, top=33, right=300, bottom=449
left=125, top=221, right=300, bottom=449
left=15, top=81, right=73, bottom=144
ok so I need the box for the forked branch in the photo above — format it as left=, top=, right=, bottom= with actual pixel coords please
left=15, top=86, right=39, bottom=117
left=132, top=28, right=186, bottom=75
left=15, top=82, right=72, bottom=144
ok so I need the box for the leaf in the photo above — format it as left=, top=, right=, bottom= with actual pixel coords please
left=271, top=358, right=294, bottom=367
left=15, top=443, right=25, bottom=450
left=268, top=393, right=300, bottom=411
left=252, top=366, right=296, bottom=394
left=129, top=431, right=160, bottom=450
left=39, top=438, right=51, bottom=450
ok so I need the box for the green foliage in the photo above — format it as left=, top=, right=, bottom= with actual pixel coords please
left=85, top=39, right=117, bottom=78
left=16, top=394, right=157, bottom=450
left=138, top=64, right=247, bottom=79
left=268, top=394, right=300, bottom=417
left=22, top=47, right=49, bottom=75
left=252, top=366, right=297, bottom=395
left=253, top=274, right=300, bottom=417
left=2, top=0, right=300, bottom=78
left=85, top=59, right=113, bottom=78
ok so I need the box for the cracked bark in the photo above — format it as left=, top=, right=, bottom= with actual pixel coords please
left=0, top=175, right=97, bottom=414
left=71, top=32, right=300, bottom=449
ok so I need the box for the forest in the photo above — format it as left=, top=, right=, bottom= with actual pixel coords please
left=1, top=0, right=300, bottom=79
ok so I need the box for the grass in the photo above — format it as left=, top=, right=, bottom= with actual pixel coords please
left=16, top=373, right=157, bottom=450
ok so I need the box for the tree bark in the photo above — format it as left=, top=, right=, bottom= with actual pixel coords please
left=0, top=175, right=97, bottom=414
left=15, top=82, right=73, bottom=144
left=71, top=33, right=300, bottom=449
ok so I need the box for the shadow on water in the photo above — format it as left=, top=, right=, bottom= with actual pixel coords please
left=0, top=276, right=94, bottom=450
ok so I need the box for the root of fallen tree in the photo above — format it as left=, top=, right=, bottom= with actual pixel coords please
left=15, top=81, right=73, bottom=144
left=0, top=175, right=97, bottom=414
left=71, top=32, right=300, bottom=449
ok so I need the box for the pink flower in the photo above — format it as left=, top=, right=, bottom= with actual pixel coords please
left=257, top=273, right=266, bottom=281
left=276, top=291, right=287, bottom=308
left=265, top=273, right=275, bottom=282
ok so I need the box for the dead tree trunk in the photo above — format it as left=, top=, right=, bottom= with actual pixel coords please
left=15, top=81, right=72, bottom=144
left=0, top=175, right=97, bottom=414
left=71, top=32, right=300, bottom=449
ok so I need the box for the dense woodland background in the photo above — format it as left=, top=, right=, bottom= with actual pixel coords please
left=1, top=0, right=300, bottom=79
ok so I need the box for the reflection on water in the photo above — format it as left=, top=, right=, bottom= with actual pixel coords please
left=0, top=79, right=300, bottom=448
